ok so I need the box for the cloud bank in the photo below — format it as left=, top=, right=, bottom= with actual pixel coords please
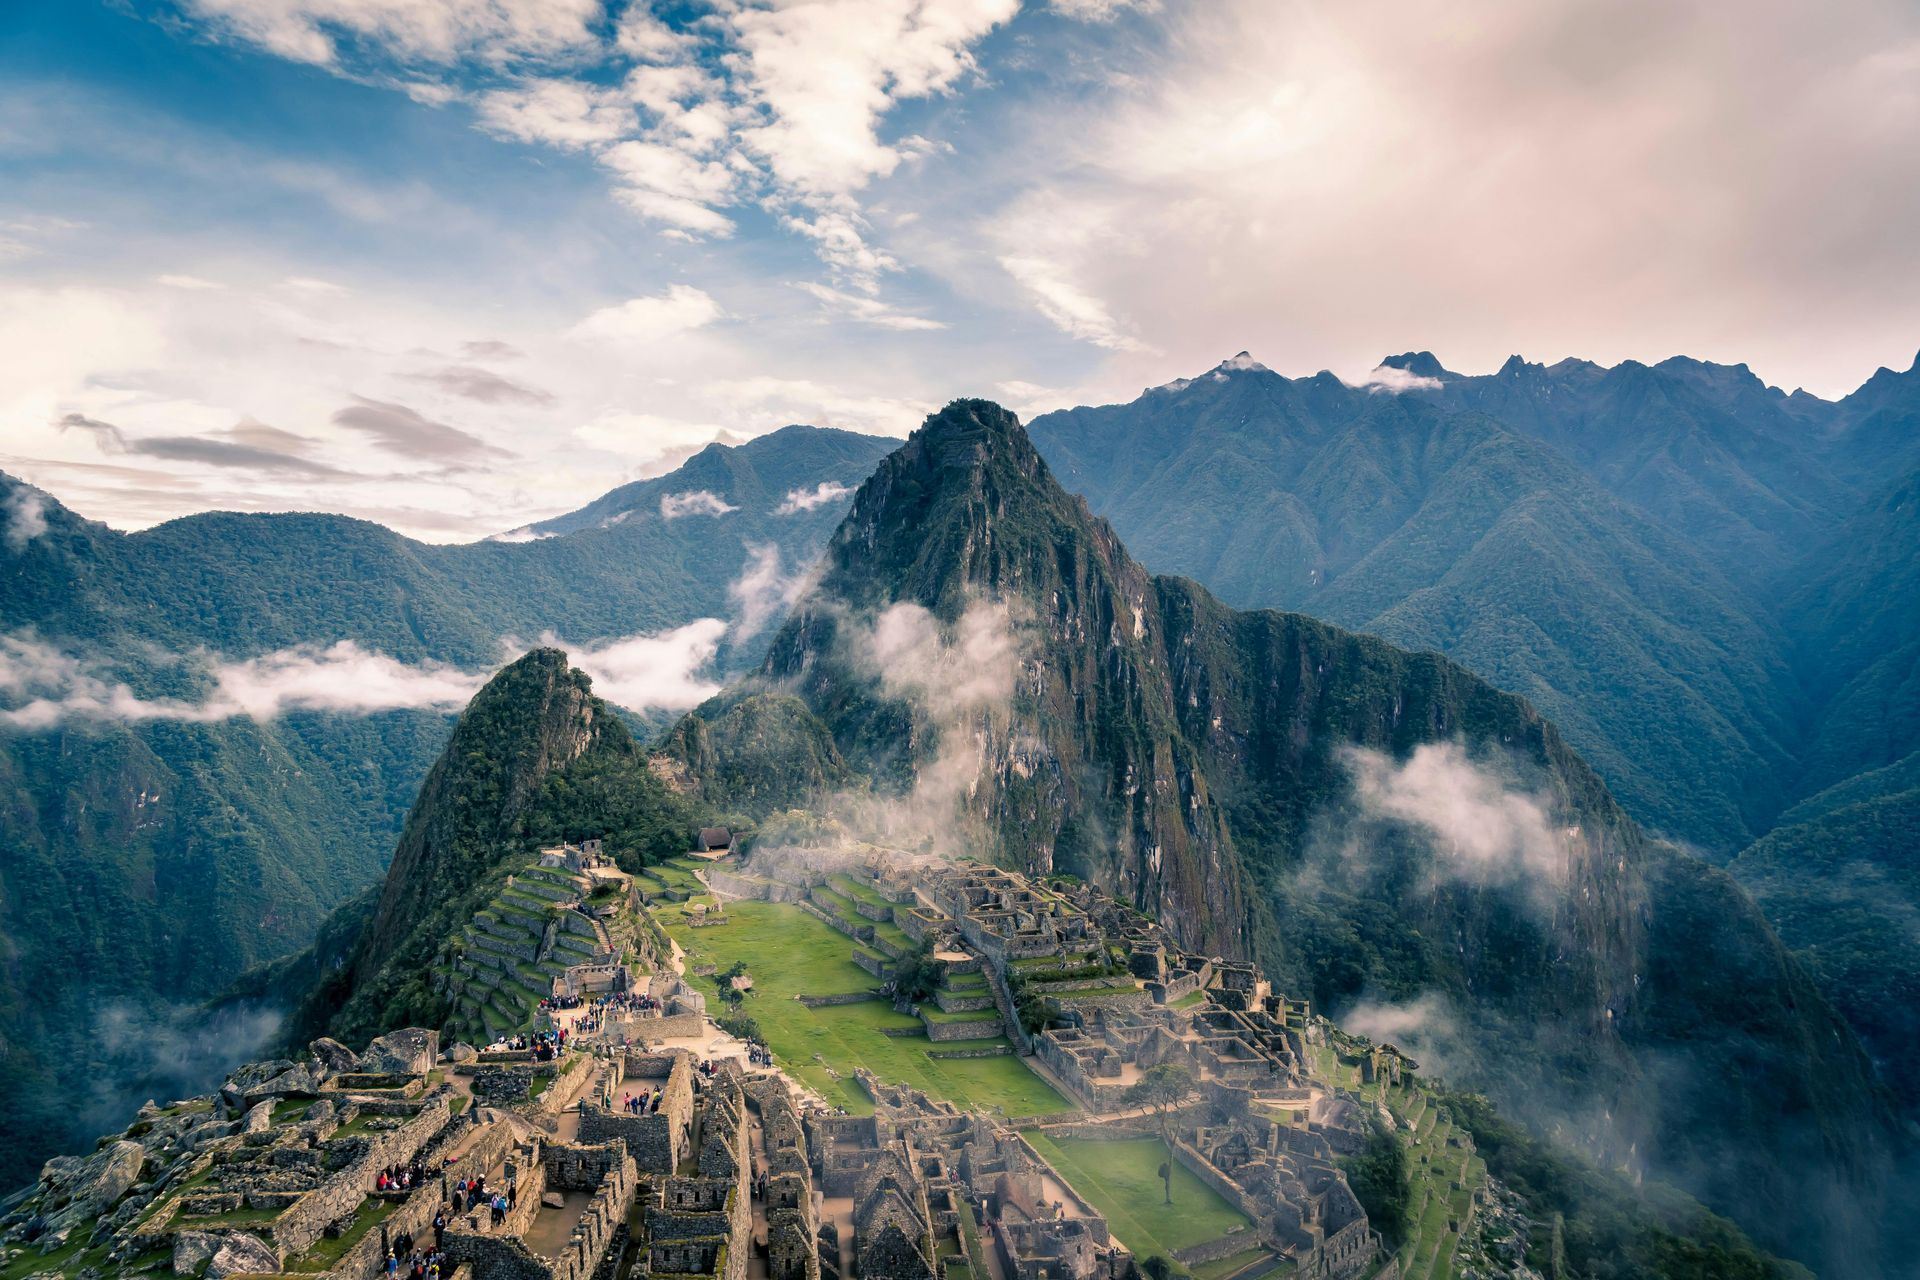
left=0, top=622, right=732, bottom=730
left=660, top=489, right=739, bottom=520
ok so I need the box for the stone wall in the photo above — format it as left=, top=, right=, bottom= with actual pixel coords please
left=270, top=1096, right=452, bottom=1259
left=922, top=1015, right=1003, bottom=1042
left=576, top=1054, right=693, bottom=1172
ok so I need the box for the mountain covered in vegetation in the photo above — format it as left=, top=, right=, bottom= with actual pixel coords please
left=0, top=425, right=888, bottom=1187
left=678, top=399, right=1899, bottom=1275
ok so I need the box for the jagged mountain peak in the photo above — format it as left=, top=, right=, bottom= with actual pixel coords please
left=1379, top=350, right=1455, bottom=379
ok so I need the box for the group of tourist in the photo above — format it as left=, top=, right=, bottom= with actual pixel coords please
left=449, top=1171, right=517, bottom=1225
left=620, top=1088, right=666, bottom=1115
left=382, top=1230, right=443, bottom=1280
left=744, top=1043, right=773, bottom=1067
left=375, top=1161, right=427, bottom=1193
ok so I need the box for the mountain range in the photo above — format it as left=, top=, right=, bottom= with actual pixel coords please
left=0, top=425, right=892, bottom=1187
left=670, top=399, right=1897, bottom=1275
left=3, top=347, right=1917, bottom=1273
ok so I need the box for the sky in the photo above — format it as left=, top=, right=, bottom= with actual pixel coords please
left=2, top=0, right=1917, bottom=541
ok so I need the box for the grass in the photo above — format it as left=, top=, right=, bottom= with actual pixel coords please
left=270, top=1097, right=312, bottom=1124
left=1170, top=990, right=1209, bottom=1010
left=1189, top=1247, right=1272, bottom=1280
left=1021, top=1133, right=1252, bottom=1260
left=664, top=900, right=1070, bottom=1118
left=286, top=1198, right=399, bottom=1273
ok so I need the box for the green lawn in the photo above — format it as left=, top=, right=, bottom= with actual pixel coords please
left=664, top=900, right=1070, bottom=1118
left=1022, top=1134, right=1252, bottom=1260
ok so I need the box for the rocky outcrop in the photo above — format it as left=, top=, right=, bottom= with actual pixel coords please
left=205, top=1232, right=279, bottom=1279
left=31, top=1141, right=145, bottom=1243
left=361, top=1028, right=438, bottom=1076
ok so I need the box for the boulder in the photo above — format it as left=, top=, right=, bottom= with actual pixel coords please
left=541, top=1191, right=566, bottom=1210
left=244, top=1064, right=316, bottom=1105
left=309, top=1037, right=360, bottom=1072
left=241, top=1101, right=275, bottom=1134
left=304, top=1099, right=337, bottom=1127
left=448, top=1042, right=479, bottom=1064
left=172, top=1230, right=222, bottom=1277
left=360, top=1028, right=438, bottom=1076
left=205, top=1233, right=279, bottom=1280
left=38, top=1141, right=144, bottom=1231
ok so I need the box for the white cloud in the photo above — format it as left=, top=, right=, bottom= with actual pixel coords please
left=568, top=285, right=723, bottom=345
left=659, top=489, right=738, bottom=519
left=0, top=621, right=731, bottom=727
left=1048, top=0, right=1158, bottom=18
left=282, top=275, right=347, bottom=294
left=486, top=524, right=556, bottom=543
left=795, top=281, right=945, bottom=330
left=1343, top=742, right=1574, bottom=896
left=179, top=0, right=602, bottom=67
left=864, top=599, right=1019, bottom=721
left=557, top=618, right=726, bottom=711
left=999, top=255, right=1144, bottom=351
left=4, top=489, right=50, bottom=552
left=775, top=480, right=854, bottom=515
left=475, top=79, right=634, bottom=150
left=154, top=274, right=225, bottom=290
left=727, top=543, right=809, bottom=641
left=1349, top=364, right=1443, bottom=394
left=0, top=635, right=484, bottom=728
left=729, top=0, right=1018, bottom=199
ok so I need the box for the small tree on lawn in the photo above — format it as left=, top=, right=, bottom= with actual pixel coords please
left=1123, top=1062, right=1195, bottom=1204
left=720, top=961, right=752, bottom=1010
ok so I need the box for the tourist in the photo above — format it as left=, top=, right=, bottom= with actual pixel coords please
left=432, top=1210, right=446, bottom=1251
left=384, top=1252, right=397, bottom=1277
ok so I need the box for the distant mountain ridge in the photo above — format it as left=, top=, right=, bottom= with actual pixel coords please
left=1026, top=347, right=1920, bottom=852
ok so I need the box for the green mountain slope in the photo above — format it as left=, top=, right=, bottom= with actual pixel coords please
left=1728, top=762, right=1920, bottom=1105
left=680, top=399, right=1896, bottom=1275
left=1028, top=361, right=1798, bottom=850
left=291, top=648, right=700, bottom=1047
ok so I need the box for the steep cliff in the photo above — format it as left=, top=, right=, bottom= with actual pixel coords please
left=677, top=399, right=1896, bottom=1274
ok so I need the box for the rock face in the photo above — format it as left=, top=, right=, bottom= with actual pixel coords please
left=172, top=1229, right=222, bottom=1276
left=308, top=1037, right=359, bottom=1072
left=360, top=1028, right=439, bottom=1076
left=680, top=398, right=1897, bottom=1275
left=33, top=1140, right=145, bottom=1240
left=206, top=1232, right=279, bottom=1279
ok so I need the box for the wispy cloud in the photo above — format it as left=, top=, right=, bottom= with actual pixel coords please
left=660, top=489, right=738, bottom=520
left=331, top=396, right=510, bottom=463
left=775, top=480, right=854, bottom=515
left=568, top=285, right=723, bottom=345
left=0, top=621, right=732, bottom=728
left=3, top=488, right=49, bottom=552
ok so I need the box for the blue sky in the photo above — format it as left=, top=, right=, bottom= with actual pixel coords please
left=3, top=0, right=1917, bottom=538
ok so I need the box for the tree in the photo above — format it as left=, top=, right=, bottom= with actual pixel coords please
left=720, top=961, right=752, bottom=1009
left=1341, top=1118, right=1411, bottom=1245
left=1123, top=1062, right=1195, bottom=1204
left=1141, top=1256, right=1174, bottom=1280
left=891, top=940, right=940, bottom=1004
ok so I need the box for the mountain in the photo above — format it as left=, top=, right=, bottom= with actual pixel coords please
left=1728, top=753, right=1920, bottom=1106
left=1027, top=358, right=1800, bottom=850
left=280, top=647, right=699, bottom=1048
left=0, top=424, right=889, bottom=1188
left=678, top=399, right=1897, bottom=1275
